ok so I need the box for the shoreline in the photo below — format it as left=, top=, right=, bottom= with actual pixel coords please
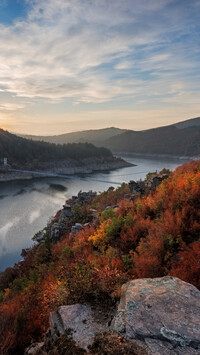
left=0, top=157, right=133, bottom=183
left=114, top=152, right=200, bottom=161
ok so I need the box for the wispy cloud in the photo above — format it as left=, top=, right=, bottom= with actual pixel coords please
left=0, top=102, right=26, bottom=110
left=0, top=0, right=199, bottom=132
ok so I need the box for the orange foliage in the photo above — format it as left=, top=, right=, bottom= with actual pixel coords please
left=119, top=217, right=152, bottom=252
left=0, top=294, right=25, bottom=353
left=2, top=160, right=200, bottom=353
left=170, top=242, right=200, bottom=289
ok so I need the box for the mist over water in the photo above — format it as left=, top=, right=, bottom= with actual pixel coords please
left=0, top=155, right=190, bottom=271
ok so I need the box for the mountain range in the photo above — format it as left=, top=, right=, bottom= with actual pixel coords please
left=18, top=127, right=127, bottom=145
left=19, top=116, right=200, bottom=157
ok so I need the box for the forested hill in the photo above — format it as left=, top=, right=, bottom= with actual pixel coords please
left=0, top=128, right=112, bottom=165
left=103, top=123, right=200, bottom=156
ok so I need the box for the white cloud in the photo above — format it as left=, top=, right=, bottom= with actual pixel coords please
left=0, top=0, right=199, bottom=128
left=0, top=102, right=26, bottom=110
left=115, top=61, right=133, bottom=70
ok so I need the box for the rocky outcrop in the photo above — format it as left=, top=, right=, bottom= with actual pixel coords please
left=49, top=304, right=110, bottom=350
left=71, top=223, right=83, bottom=235
left=129, top=180, right=145, bottom=195
left=26, top=277, right=200, bottom=354
left=50, top=223, right=60, bottom=242
left=129, top=173, right=169, bottom=196
left=59, top=204, right=73, bottom=222
left=49, top=191, right=97, bottom=242
left=112, top=276, right=200, bottom=354
left=145, top=174, right=168, bottom=190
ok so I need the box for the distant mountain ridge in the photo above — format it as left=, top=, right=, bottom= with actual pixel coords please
left=175, top=116, right=200, bottom=129
left=19, top=127, right=127, bottom=145
left=18, top=116, right=200, bottom=157
left=103, top=117, right=200, bottom=156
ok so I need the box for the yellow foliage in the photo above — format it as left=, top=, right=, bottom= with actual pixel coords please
left=89, top=220, right=111, bottom=251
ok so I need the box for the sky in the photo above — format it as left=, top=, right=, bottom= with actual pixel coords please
left=0, top=0, right=200, bottom=135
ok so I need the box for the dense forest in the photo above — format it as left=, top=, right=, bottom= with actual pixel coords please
left=0, top=129, right=112, bottom=166
left=0, top=160, right=200, bottom=353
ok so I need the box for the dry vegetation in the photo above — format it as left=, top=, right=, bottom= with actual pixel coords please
left=1, top=160, right=200, bottom=353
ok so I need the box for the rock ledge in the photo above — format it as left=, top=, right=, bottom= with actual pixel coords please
left=26, top=277, right=200, bottom=354
left=112, top=276, right=200, bottom=354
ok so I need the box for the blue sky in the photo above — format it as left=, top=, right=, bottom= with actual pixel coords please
left=0, top=0, right=200, bottom=134
left=0, top=0, right=29, bottom=24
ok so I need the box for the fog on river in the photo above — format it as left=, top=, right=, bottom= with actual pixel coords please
left=0, top=155, right=191, bottom=271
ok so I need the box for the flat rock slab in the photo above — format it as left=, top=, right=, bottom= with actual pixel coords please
left=112, top=276, right=200, bottom=354
left=50, top=304, right=109, bottom=350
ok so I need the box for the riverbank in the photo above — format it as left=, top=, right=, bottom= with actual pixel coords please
left=0, top=156, right=133, bottom=183
left=115, top=151, right=200, bottom=160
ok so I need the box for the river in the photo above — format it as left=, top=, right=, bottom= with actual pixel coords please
left=0, top=155, right=191, bottom=271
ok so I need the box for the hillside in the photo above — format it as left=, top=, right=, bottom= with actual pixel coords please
left=103, top=124, right=200, bottom=156
left=175, top=116, right=200, bottom=129
left=0, top=160, right=200, bottom=353
left=0, top=128, right=112, bottom=165
left=19, top=127, right=127, bottom=145
left=17, top=117, right=200, bottom=157
left=0, top=129, right=131, bottom=179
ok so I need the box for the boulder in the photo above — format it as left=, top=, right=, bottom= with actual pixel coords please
left=77, top=190, right=97, bottom=202
left=71, top=223, right=83, bottom=234
left=145, top=175, right=168, bottom=190
left=49, top=304, right=109, bottom=350
left=50, top=223, right=60, bottom=242
left=112, top=276, right=200, bottom=354
left=59, top=204, right=73, bottom=222
left=62, top=204, right=73, bottom=216
left=129, top=180, right=145, bottom=194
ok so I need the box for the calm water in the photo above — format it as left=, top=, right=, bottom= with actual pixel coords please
left=0, top=155, right=191, bottom=271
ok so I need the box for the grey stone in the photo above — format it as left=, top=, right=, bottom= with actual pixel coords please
left=59, top=205, right=73, bottom=222
left=62, top=204, right=73, bottom=217
left=50, top=223, right=60, bottom=242
left=49, top=304, right=109, bottom=350
left=25, top=342, right=44, bottom=354
left=129, top=180, right=145, bottom=194
left=112, top=276, right=200, bottom=354
left=71, top=223, right=83, bottom=235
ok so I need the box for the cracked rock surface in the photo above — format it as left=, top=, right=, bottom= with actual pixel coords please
left=111, top=276, right=200, bottom=354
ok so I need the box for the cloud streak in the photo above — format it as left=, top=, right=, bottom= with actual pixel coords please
left=0, top=0, right=199, bottom=131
